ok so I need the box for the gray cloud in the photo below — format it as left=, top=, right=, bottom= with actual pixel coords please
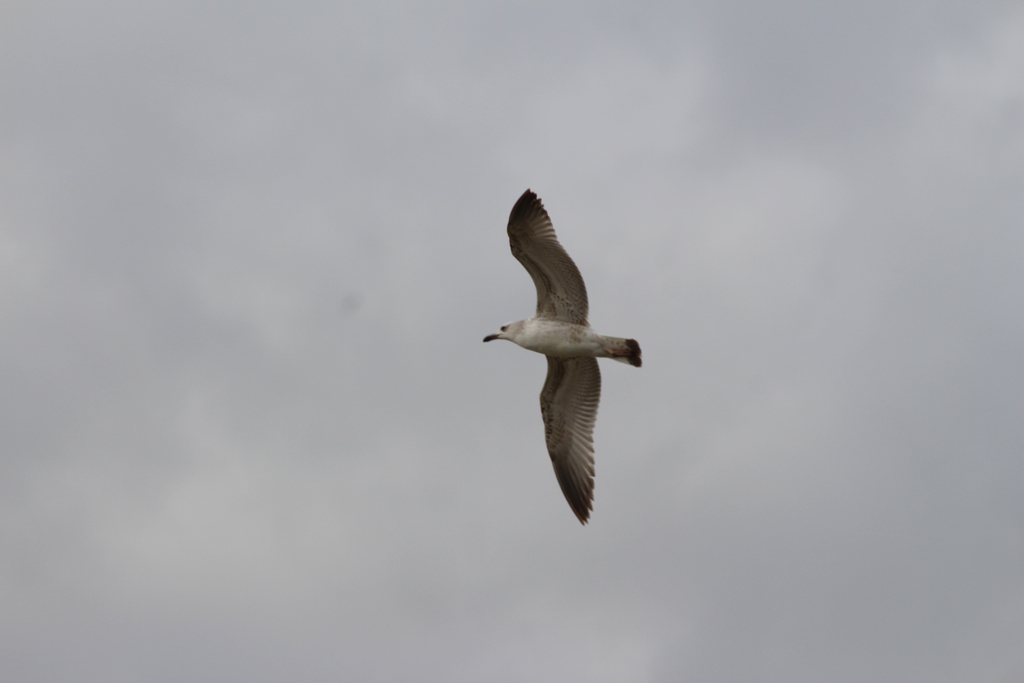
left=1, top=1, right=1021, bottom=681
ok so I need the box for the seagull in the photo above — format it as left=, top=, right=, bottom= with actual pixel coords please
left=484, top=190, right=641, bottom=524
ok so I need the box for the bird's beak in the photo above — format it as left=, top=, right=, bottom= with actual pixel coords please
left=483, top=334, right=499, bottom=342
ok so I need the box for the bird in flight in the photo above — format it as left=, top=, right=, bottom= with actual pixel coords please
left=484, top=190, right=641, bottom=524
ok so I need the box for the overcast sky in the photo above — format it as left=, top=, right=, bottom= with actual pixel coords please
left=2, top=1, right=1022, bottom=681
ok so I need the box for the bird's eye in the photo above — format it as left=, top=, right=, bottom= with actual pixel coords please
left=501, top=325, right=508, bottom=331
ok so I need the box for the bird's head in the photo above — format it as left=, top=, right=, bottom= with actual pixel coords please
left=483, top=321, right=518, bottom=343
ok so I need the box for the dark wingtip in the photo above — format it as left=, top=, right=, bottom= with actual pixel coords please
left=570, top=499, right=591, bottom=525
left=509, top=189, right=544, bottom=226
left=552, top=462, right=594, bottom=525
left=626, top=339, right=642, bottom=368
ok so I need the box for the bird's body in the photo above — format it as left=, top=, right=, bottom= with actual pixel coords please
left=484, top=189, right=641, bottom=524
left=491, top=318, right=638, bottom=362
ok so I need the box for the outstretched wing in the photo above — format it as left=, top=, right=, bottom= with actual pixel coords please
left=540, top=356, right=601, bottom=524
left=507, top=190, right=589, bottom=325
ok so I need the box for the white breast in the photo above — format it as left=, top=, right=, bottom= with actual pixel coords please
left=515, top=319, right=603, bottom=357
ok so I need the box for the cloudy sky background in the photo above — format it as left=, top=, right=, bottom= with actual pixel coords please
left=2, top=1, right=1022, bottom=681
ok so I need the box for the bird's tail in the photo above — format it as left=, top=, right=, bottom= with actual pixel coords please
left=601, top=336, right=642, bottom=367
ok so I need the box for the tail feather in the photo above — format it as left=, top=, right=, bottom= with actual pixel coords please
left=602, top=336, right=642, bottom=367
